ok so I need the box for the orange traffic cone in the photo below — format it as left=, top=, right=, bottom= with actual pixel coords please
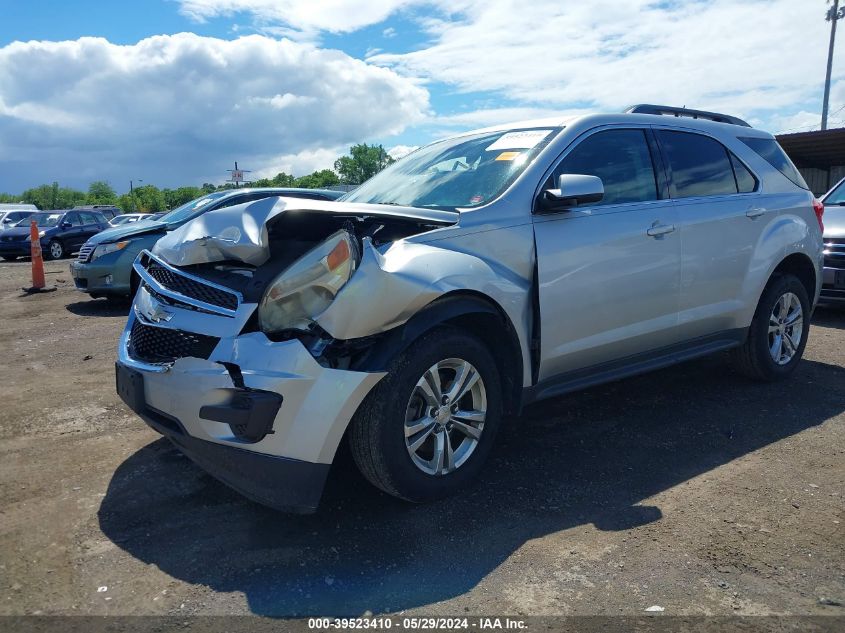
left=22, top=219, right=55, bottom=294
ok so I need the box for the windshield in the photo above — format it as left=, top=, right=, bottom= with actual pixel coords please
left=824, top=179, right=845, bottom=205
left=20, top=213, right=62, bottom=227
left=157, top=192, right=229, bottom=225
left=2, top=211, right=33, bottom=224
left=341, top=128, right=562, bottom=210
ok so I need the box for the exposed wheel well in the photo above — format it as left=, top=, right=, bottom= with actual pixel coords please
left=441, top=308, right=523, bottom=416
left=348, top=291, right=525, bottom=416
left=771, top=253, right=816, bottom=302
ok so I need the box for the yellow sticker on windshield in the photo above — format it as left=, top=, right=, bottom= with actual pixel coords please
left=495, top=151, right=521, bottom=161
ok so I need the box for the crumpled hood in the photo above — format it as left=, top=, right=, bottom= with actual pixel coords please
left=88, top=220, right=167, bottom=245
left=824, top=204, right=845, bottom=238
left=153, top=196, right=458, bottom=267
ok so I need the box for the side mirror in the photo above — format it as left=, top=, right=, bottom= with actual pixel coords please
left=60, top=221, right=72, bottom=229
left=538, top=174, right=604, bottom=213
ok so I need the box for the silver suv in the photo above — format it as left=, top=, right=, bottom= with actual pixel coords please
left=115, top=105, right=824, bottom=512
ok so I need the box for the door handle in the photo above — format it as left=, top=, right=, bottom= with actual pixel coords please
left=746, top=207, right=766, bottom=219
left=647, top=223, right=676, bottom=237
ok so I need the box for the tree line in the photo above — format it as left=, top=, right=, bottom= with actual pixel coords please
left=0, top=144, right=395, bottom=213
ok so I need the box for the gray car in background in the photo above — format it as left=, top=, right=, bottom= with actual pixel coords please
left=115, top=105, right=823, bottom=512
left=820, top=177, right=845, bottom=304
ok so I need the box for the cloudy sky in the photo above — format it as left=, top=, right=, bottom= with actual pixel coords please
left=1, top=0, right=843, bottom=192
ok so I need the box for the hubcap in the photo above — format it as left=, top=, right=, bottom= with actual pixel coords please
left=404, top=358, right=487, bottom=476
left=768, top=292, right=803, bottom=365
left=50, top=242, right=62, bottom=258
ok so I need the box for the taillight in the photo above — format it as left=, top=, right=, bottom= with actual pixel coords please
left=812, top=198, right=824, bottom=233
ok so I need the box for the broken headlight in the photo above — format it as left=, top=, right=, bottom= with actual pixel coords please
left=258, top=230, right=358, bottom=333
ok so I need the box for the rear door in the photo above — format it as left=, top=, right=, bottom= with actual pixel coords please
left=654, top=129, right=763, bottom=340
left=533, top=127, right=682, bottom=380
left=79, top=212, right=104, bottom=242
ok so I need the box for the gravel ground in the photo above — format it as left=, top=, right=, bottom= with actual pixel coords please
left=0, top=258, right=843, bottom=618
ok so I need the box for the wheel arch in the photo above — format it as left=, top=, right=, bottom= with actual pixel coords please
left=350, top=290, right=525, bottom=416
left=770, top=252, right=817, bottom=304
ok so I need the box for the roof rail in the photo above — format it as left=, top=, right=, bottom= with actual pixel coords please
left=624, top=104, right=751, bottom=128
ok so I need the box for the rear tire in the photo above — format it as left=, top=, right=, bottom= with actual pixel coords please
left=731, top=273, right=810, bottom=381
left=46, top=239, right=64, bottom=260
left=349, top=326, right=503, bottom=503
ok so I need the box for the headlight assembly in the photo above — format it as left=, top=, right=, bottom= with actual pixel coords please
left=91, top=240, right=130, bottom=261
left=258, top=230, right=358, bottom=333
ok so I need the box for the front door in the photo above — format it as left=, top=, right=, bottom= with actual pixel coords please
left=533, top=128, right=682, bottom=381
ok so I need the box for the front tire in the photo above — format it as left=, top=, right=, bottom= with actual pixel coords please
left=349, top=327, right=503, bottom=503
left=46, top=239, right=64, bottom=260
left=731, top=273, right=810, bottom=381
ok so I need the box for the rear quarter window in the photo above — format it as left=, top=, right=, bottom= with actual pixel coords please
left=739, top=137, right=809, bottom=190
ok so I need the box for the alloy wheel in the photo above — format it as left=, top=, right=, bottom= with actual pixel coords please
left=768, top=291, right=803, bottom=365
left=404, top=358, right=487, bottom=476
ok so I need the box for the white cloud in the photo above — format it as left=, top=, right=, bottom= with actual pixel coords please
left=180, top=0, right=841, bottom=132
left=178, top=0, right=415, bottom=37
left=370, top=0, right=837, bottom=129
left=387, top=144, right=418, bottom=159
left=0, top=33, right=428, bottom=190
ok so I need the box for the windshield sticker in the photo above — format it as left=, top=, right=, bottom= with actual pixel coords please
left=495, top=151, right=522, bottom=161
left=486, top=130, right=552, bottom=152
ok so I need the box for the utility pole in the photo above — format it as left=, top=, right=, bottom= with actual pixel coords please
left=130, top=179, right=143, bottom=213
left=822, top=0, right=844, bottom=130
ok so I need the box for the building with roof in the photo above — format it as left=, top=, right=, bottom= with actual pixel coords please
left=776, top=127, right=845, bottom=196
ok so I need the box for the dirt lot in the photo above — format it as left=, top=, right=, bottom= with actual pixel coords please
left=0, top=258, right=843, bottom=618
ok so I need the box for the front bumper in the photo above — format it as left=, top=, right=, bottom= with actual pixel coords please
left=71, top=248, right=138, bottom=296
left=116, top=276, right=385, bottom=512
left=0, top=240, right=34, bottom=256
left=820, top=265, right=845, bottom=304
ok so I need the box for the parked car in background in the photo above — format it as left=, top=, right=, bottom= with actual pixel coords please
left=0, top=208, right=37, bottom=231
left=0, top=210, right=110, bottom=260
left=73, top=205, right=122, bottom=222
left=115, top=105, right=823, bottom=512
left=820, top=177, right=845, bottom=305
left=71, top=188, right=344, bottom=301
left=109, top=213, right=156, bottom=227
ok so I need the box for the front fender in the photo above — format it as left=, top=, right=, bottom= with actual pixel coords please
left=315, top=237, right=533, bottom=386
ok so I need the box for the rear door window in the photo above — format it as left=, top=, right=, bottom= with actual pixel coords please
left=738, top=137, right=809, bottom=190
left=552, top=129, right=659, bottom=205
left=657, top=130, right=737, bottom=198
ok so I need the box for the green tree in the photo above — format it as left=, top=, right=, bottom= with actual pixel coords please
left=86, top=181, right=117, bottom=205
left=119, top=184, right=166, bottom=213
left=21, top=182, right=86, bottom=210
left=294, top=169, right=340, bottom=189
left=334, top=144, right=394, bottom=185
left=163, top=186, right=204, bottom=209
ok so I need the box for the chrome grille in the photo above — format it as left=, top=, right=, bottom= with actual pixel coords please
left=144, top=260, right=239, bottom=311
left=824, top=239, right=845, bottom=270
left=77, top=243, right=95, bottom=263
left=128, top=320, right=219, bottom=364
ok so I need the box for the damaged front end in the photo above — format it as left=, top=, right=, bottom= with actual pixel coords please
left=116, top=196, right=461, bottom=511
